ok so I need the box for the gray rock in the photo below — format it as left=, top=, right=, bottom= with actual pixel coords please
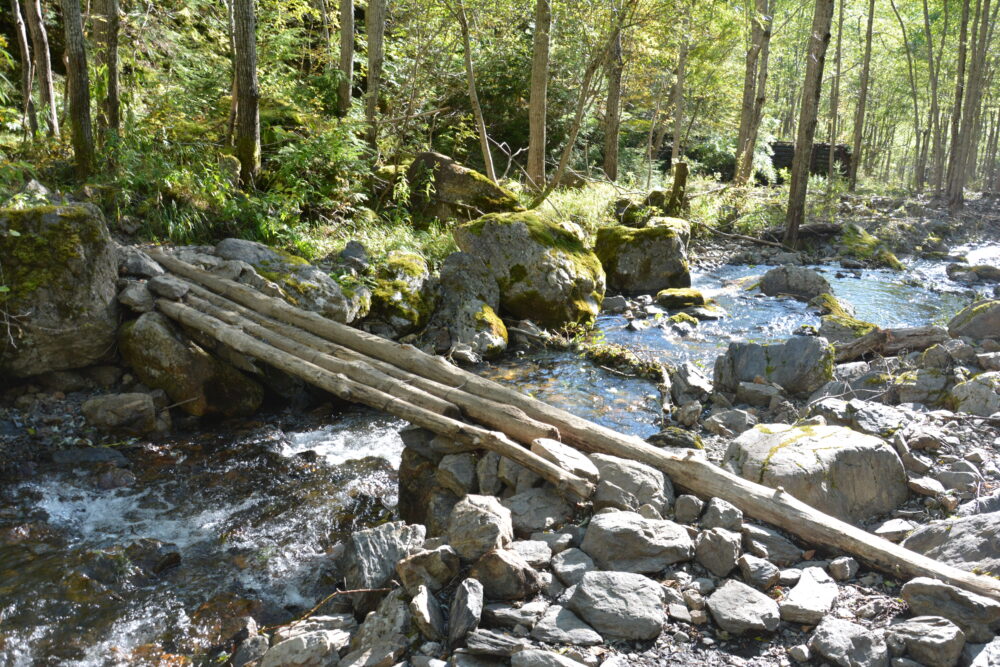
left=463, top=629, right=530, bottom=657
left=396, top=545, right=461, bottom=594
left=272, top=615, right=357, bottom=644
left=511, top=540, right=552, bottom=568
left=530, top=438, right=600, bottom=483
left=788, top=644, right=811, bottom=663
left=552, top=548, right=597, bottom=586
left=742, top=523, right=803, bottom=566
left=901, top=577, right=1000, bottom=643
left=450, top=578, right=485, bottom=647
left=760, top=266, right=831, bottom=302
left=875, top=518, right=918, bottom=542
left=714, top=335, right=835, bottom=396
left=779, top=566, right=838, bottom=624
left=511, top=649, right=588, bottom=667
left=531, top=531, right=575, bottom=554
left=886, top=616, right=965, bottom=667
left=476, top=452, right=503, bottom=496
left=147, top=274, right=189, bottom=299
left=411, top=585, right=446, bottom=642
left=674, top=495, right=705, bottom=524
left=568, top=571, right=666, bottom=640
left=902, top=513, right=1000, bottom=578
left=364, top=250, right=432, bottom=338
left=948, top=300, right=1000, bottom=341
left=232, top=635, right=269, bottom=667
left=469, top=549, right=541, bottom=601
left=580, top=511, right=693, bottom=573
left=809, top=617, right=889, bottom=667
left=483, top=600, right=548, bottom=630
left=738, top=553, right=780, bottom=590
left=530, top=605, right=603, bottom=646
left=406, top=151, right=521, bottom=221
left=962, top=636, right=1000, bottom=666
left=951, top=373, right=1000, bottom=417
left=81, top=393, right=158, bottom=436
left=343, top=522, right=426, bottom=594
left=349, top=588, right=411, bottom=653
left=736, top=381, right=785, bottom=407
left=118, top=282, right=155, bottom=312
left=671, top=362, right=714, bottom=404
left=704, top=409, right=757, bottom=437
left=695, top=528, right=742, bottom=577
left=830, top=556, right=859, bottom=581
left=724, top=424, right=909, bottom=522
left=590, top=453, right=674, bottom=515
left=260, top=630, right=350, bottom=667
left=119, top=246, right=165, bottom=278
left=438, top=453, right=479, bottom=496
left=448, top=495, right=514, bottom=561
left=702, top=497, right=744, bottom=531
left=894, top=368, right=952, bottom=407
left=594, top=224, right=690, bottom=295
left=706, top=579, right=780, bottom=634
left=501, top=487, right=573, bottom=537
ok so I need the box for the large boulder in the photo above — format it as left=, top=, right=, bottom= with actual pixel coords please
left=406, top=152, right=523, bottom=221
left=215, top=238, right=369, bottom=323
left=950, top=372, right=1000, bottom=417
left=580, top=511, right=693, bottom=573
left=119, top=312, right=263, bottom=417
left=589, top=453, right=674, bottom=515
left=724, top=424, right=908, bottom=522
left=901, top=512, right=1000, bottom=578
left=760, top=266, right=831, bottom=302
left=948, top=300, right=1000, bottom=341
left=418, top=252, right=507, bottom=361
left=454, top=212, right=605, bottom=328
left=714, top=335, right=835, bottom=397
left=0, top=204, right=118, bottom=378
left=567, top=571, right=666, bottom=640
left=594, top=225, right=690, bottom=295
left=364, top=251, right=433, bottom=338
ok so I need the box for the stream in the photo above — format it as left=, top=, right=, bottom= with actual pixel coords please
left=1, top=246, right=995, bottom=666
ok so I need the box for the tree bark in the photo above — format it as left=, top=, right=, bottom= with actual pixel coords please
left=923, top=0, right=945, bottom=193
left=827, top=0, right=843, bottom=185
left=671, top=39, right=688, bottom=165
left=734, top=0, right=772, bottom=186
left=233, top=0, right=261, bottom=186
left=783, top=0, right=835, bottom=247
left=365, top=0, right=386, bottom=147
left=834, top=326, right=949, bottom=363
left=527, top=0, right=550, bottom=190
left=24, top=0, right=58, bottom=137
left=602, top=27, right=623, bottom=181
left=947, top=0, right=973, bottom=210
left=94, top=0, right=120, bottom=138
left=317, top=0, right=332, bottom=72
left=337, top=0, right=353, bottom=117
left=890, top=0, right=924, bottom=191
left=61, top=0, right=94, bottom=178
left=10, top=0, right=37, bottom=136
left=225, top=0, right=238, bottom=146
left=455, top=0, right=497, bottom=182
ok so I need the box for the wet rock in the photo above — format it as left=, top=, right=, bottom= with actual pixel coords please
left=511, top=649, right=589, bottom=666
left=948, top=300, right=1000, bottom=341
left=704, top=409, right=757, bottom=437
left=118, top=282, right=155, bottom=313
left=450, top=578, right=485, bottom=647
left=674, top=495, right=704, bottom=524
left=809, top=617, right=889, bottom=667
left=738, top=554, right=779, bottom=590
left=724, top=424, right=908, bottom=522
left=454, top=212, right=605, bottom=328
left=396, top=545, right=461, bottom=594
left=411, top=585, right=446, bottom=642
left=343, top=521, right=426, bottom=594
left=951, top=372, right=1000, bottom=417
left=901, top=577, right=1000, bottom=643
left=594, top=224, right=690, bottom=295
left=530, top=439, right=600, bottom=483
left=469, top=549, right=541, bottom=601
left=530, top=604, right=602, bottom=646
left=437, top=453, right=478, bottom=496
left=655, top=288, right=705, bottom=308
left=81, top=393, right=159, bottom=436
left=902, top=513, right=1000, bottom=578
left=552, top=548, right=596, bottom=586
left=590, top=453, right=673, bottom=515
left=714, top=336, right=835, bottom=397
left=702, top=497, right=744, bottom=531
left=695, top=528, right=741, bottom=577
left=501, top=487, right=573, bottom=536
left=886, top=616, right=965, bottom=667
left=448, top=495, right=514, bottom=561
left=760, top=266, right=831, bottom=302
left=829, top=556, right=859, bottom=581
left=125, top=538, right=181, bottom=575
left=260, top=629, right=351, bottom=667
left=742, top=524, right=803, bottom=567
left=580, top=511, right=693, bottom=573
left=779, top=566, right=838, bottom=624
left=568, top=571, right=666, bottom=640
left=647, top=426, right=705, bottom=450
left=406, top=152, right=522, bottom=221
left=706, top=579, right=780, bottom=634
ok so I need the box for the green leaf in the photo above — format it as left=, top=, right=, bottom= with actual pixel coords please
left=0, top=286, right=9, bottom=293
left=7, top=230, right=20, bottom=237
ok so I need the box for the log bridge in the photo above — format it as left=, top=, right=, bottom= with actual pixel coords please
left=146, top=247, right=1000, bottom=603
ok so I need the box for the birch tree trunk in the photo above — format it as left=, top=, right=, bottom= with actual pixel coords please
left=94, top=0, right=120, bottom=138
left=24, top=0, right=58, bottom=137
left=337, top=0, right=353, bottom=117
left=602, top=27, right=623, bottom=181
left=365, top=0, right=386, bottom=147
left=10, top=0, right=37, bottom=136
left=233, top=0, right=261, bottom=186
left=61, top=0, right=94, bottom=178
left=827, top=0, right=843, bottom=184
left=527, top=0, right=550, bottom=190
left=783, top=0, right=835, bottom=247
left=455, top=0, right=497, bottom=182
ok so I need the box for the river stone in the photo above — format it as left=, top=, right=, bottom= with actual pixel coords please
left=590, top=453, right=673, bottom=515
left=119, top=312, right=263, bottom=417
left=464, top=629, right=530, bottom=657
left=779, top=566, right=838, bottom=624
left=147, top=274, right=189, bottom=299
left=216, top=238, right=370, bottom=323
left=343, top=521, right=426, bottom=593
left=886, top=616, right=966, bottom=667
left=594, top=224, right=691, bottom=295
left=702, top=497, right=744, bottom=531
left=962, top=636, right=1000, bottom=666
left=448, top=495, right=514, bottom=561
left=396, top=545, right=461, bottom=594
left=809, top=617, right=889, bottom=667
left=724, top=424, right=908, bottom=522
left=901, top=513, right=1000, bottom=578
left=530, top=438, right=600, bottom=483
left=81, top=393, right=158, bottom=436
left=365, top=250, right=432, bottom=338
left=695, top=528, right=741, bottom=577
left=511, top=540, right=552, bottom=568
left=232, top=635, right=269, bottom=667
left=530, top=605, right=603, bottom=646
left=484, top=600, right=548, bottom=630
left=119, top=246, right=164, bottom=278
left=437, top=453, right=479, bottom=496
left=511, top=649, right=589, bottom=667
left=410, top=585, right=446, bottom=642
left=674, top=495, right=705, bottom=524
left=273, top=616, right=358, bottom=644
left=0, top=204, right=119, bottom=378
left=552, top=548, right=596, bottom=586
left=347, top=588, right=413, bottom=658
left=706, top=579, right=780, bottom=634
left=259, top=629, right=350, bottom=667
left=742, top=524, right=803, bottom=566
left=501, top=487, right=573, bottom=536
left=469, top=549, right=541, bottom=601
left=118, top=281, right=154, bottom=312
left=406, top=151, right=522, bottom=221
left=738, top=554, right=780, bottom=590
left=714, top=335, right=835, bottom=397
left=951, top=373, right=1000, bottom=417
left=568, top=571, right=667, bottom=640
left=760, top=266, right=831, bottom=302
left=894, top=368, right=952, bottom=407
left=948, top=300, right=1000, bottom=341
left=454, top=212, right=605, bottom=328
left=655, top=288, right=705, bottom=308
left=450, top=578, right=485, bottom=647
left=901, top=577, right=1000, bottom=643
left=581, top=511, right=694, bottom=573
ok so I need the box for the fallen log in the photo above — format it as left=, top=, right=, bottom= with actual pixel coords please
left=148, top=249, right=1000, bottom=601
left=835, top=325, right=950, bottom=363
left=155, top=297, right=594, bottom=500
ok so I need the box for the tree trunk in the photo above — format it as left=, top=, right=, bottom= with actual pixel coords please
left=225, top=0, right=238, bottom=146
left=94, top=0, right=120, bottom=139
left=783, top=0, right=835, bottom=247
left=923, top=0, right=945, bottom=193
left=61, top=0, right=94, bottom=178
left=734, top=0, right=771, bottom=186
left=671, top=39, right=688, bottom=165
left=233, top=0, right=261, bottom=186
left=455, top=0, right=497, bottom=182
left=890, top=0, right=924, bottom=191
left=317, top=0, right=332, bottom=72
left=947, top=0, right=973, bottom=210
left=602, top=27, right=623, bottom=181
left=337, top=0, right=353, bottom=117
left=365, top=0, right=386, bottom=147
left=827, top=0, right=843, bottom=185
left=962, top=0, right=999, bottom=184
left=10, top=0, right=37, bottom=136
left=527, top=0, right=550, bottom=190
left=24, top=0, right=58, bottom=137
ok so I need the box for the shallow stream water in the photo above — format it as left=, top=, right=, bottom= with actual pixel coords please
left=1, top=246, right=995, bottom=665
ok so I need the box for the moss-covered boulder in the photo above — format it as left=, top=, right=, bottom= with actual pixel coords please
left=419, top=252, right=508, bottom=362
left=950, top=372, right=1000, bottom=417
left=809, top=293, right=877, bottom=344
left=454, top=212, right=605, bottom=329
left=120, top=312, right=263, bottom=417
left=761, top=266, right=830, bottom=302
left=407, top=152, right=523, bottom=221
left=215, top=238, right=370, bottom=323
left=365, top=251, right=433, bottom=339
left=0, top=204, right=119, bottom=378
left=839, top=224, right=905, bottom=270
left=646, top=216, right=691, bottom=245
left=948, top=300, right=1000, bottom=340
left=655, top=288, right=705, bottom=309
left=893, top=368, right=952, bottom=407
left=594, top=225, right=690, bottom=295
left=714, top=335, right=834, bottom=397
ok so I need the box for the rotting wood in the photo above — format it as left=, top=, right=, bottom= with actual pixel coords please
left=147, top=248, right=1000, bottom=602
left=835, top=325, right=949, bottom=362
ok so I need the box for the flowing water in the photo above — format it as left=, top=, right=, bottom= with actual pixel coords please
left=0, top=247, right=994, bottom=665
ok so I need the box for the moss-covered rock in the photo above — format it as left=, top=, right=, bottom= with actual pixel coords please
left=839, top=224, right=904, bottom=270
left=454, top=212, right=605, bottom=329
left=893, top=368, right=952, bottom=407
left=646, top=216, right=691, bottom=245
left=406, top=152, right=523, bottom=222
left=594, top=225, right=690, bottom=295
left=365, top=251, right=433, bottom=339
left=950, top=372, right=1000, bottom=417
left=809, top=293, right=877, bottom=344
left=656, top=288, right=705, bottom=309
left=0, top=204, right=119, bottom=378
left=120, top=312, right=263, bottom=417
left=948, top=299, right=1000, bottom=340
left=580, top=342, right=664, bottom=382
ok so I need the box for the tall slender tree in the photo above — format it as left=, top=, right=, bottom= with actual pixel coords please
left=337, top=0, right=354, bottom=117
left=602, top=26, right=623, bottom=181
left=671, top=37, right=688, bottom=165
left=848, top=0, right=875, bottom=191
left=734, top=0, right=772, bottom=185
left=922, top=0, right=945, bottom=192
left=365, top=0, right=387, bottom=147
left=24, top=0, right=58, bottom=137
left=890, top=0, right=924, bottom=190
left=827, top=0, right=843, bottom=184
left=233, top=0, right=261, bottom=186
left=453, top=0, right=497, bottom=182
left=94, top=0, right=121, bottom=139
left=527, top=0, right=551, bottom=190
left=10, top=0, right=37, bottom=136
left=946, top=0, right=972, bottom=209
left=61, top=0, right=94, bottom=178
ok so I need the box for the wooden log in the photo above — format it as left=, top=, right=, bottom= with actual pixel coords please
left=154, top=297, right=595, bottom=500
left=835, top=325, right=949, bottom=363
left=147, top=249, right=1000, bottom=601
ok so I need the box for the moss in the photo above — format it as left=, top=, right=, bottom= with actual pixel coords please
left=384, top=252, right=428, bottom=280
left=840, top=224, right=904, bottom=270
left=669, top=312, right=699, bottom=326
left=950, top=300, right=999, bottom=329
left=656, top=288, right=705, bottom=309
left=474, top=304, right=508, bottom=346
left=809, top=292, right=878, bottom=338
left=580, top=341, right=663, bottom=381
